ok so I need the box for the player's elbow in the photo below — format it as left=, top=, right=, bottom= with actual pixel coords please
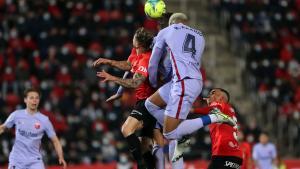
left=0, top=125, right=6, bottom=134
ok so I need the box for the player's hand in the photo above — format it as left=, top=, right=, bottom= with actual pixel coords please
left=59, top=158, right=67, bottom=169
left=96, top=70, right=116, bottom=82
left=93, top=58, right=112, bottom=67
left=106, top=94, right=122, bottom=102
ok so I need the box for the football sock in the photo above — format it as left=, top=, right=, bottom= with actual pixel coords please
left=145, top=99, right=165, bottom=125
left=169, top=140, right=184, bottom=169
left=152, top=144, right=165, bottom=169
left=143, top=151, right=155, bottom=169
left=125, top=134, right=145, bottom=168
left=164, top=115, right=217, bottom=140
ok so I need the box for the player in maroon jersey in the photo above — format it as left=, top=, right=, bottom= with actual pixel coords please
left=191, top=88, right=243, bottom=169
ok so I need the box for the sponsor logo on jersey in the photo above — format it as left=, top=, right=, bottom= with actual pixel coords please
left=138, top=66, right=147, bottom=73
left=224, top=161, right=240, bottom=169
left=34, top=122, right=41, bottom=129
left=18, top=129, right=39, bottom=138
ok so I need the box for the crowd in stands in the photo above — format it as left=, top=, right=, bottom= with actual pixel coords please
left=0, top=0, right=159, bottom=165
left=0, top=0, right=268, bottom=166
left=212, top=0, right=300, bottom=156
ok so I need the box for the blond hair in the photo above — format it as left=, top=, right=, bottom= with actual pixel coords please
left=168, top=13, right=188, bottom=25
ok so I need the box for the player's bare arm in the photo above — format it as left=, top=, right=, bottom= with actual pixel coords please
left=93, top=58, right=131, bottom=71
left=0, top=124, right=6, bottom=135
left=106, top=71, right=129, bottom=102
left=51, top=136, right=67, bottom=169
left=97, top=70, right=146, bottom=88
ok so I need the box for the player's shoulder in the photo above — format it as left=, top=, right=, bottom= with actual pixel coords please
left=36, top=112, right=51, bottom=122
left=267, top=143, right=276, bottom=149
left=11, top=109, right=26, bottom=116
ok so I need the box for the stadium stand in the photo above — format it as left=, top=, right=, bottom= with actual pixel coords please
left=1, top=0, right=299, bottom=167
left=212, top=0, right=300, bottom=156
left=0, top=0, right=158, bottom=165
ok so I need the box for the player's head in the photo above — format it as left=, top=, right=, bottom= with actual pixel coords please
left=259, top=132, right=269, bottom=145
left=157, top=12, right=173, bottom=30
left=207, top=88, right=230, bottom=104
left=24, top=88, right=41, bottom=111
left=133, top=27, right=153, bottom=52
left=168, top=13, right=188, bottom=26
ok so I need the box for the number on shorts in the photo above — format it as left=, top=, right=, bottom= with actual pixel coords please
left=183, top=33, right=196, bottom=55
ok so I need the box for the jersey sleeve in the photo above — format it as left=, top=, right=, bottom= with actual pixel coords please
left=44, top=118, right=56, bottom=139
left=135, top=53, right=150, bottom=77
left=4, top=111, right=16, bottom=128
left=148, top=29, right=168, bottom=88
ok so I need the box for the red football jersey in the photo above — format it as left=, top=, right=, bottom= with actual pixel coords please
left=127, top=48, right=155, bottom=100
left=240, top=141, right=252, bottom=169
left=193, top=102, right=243, bottom=158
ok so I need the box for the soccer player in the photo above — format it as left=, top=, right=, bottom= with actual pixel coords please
left=191, top=88, right=243, bottom=169
left=0, top=88, right=67, bottom=169
left=253, top=132, right=277, bottom=169
left=93, top=27, right=156, bottom=169
left=145, top=12, right=236, bottom=164
left=238, top=130, right=253, bottom=169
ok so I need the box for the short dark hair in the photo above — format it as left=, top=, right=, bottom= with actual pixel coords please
left=24, top=88, right=41, bottom=98
left=134, top=27, right=153, bottom=51
left=260, top=131, right=269, bottom=136
left=213, top=88, right=230, bottom=102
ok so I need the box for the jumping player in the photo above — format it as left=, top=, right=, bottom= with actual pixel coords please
left=93, top=27, right=156, bottom=169
left=146, top=12, right=236, bottom=164
left=0, top=88, right=67, bottom=169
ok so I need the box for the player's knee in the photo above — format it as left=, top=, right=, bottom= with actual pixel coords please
left=145, top=99, right=159, bottom=112
left=121, top=123, right=134, bottom=137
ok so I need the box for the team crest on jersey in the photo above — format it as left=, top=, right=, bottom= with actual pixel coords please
left=34, top=122, right=41, bottom=129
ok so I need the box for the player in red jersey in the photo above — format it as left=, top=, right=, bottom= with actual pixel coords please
left=93, top=28, right=156, bottom=169
left=191, top=88, right=243, bottom=169
left=238, top=130, right=253, bottom=169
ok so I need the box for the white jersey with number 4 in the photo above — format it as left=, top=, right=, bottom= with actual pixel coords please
left=149, top=23, right=205, bottom=87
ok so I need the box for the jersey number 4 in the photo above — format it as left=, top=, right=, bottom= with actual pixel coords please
left=183, top=33, right=196, bottom=55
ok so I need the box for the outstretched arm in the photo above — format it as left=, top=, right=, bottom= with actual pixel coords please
left=97, top=70, right=146, bottom=89
left=106, top=71, right=130, bottom=102
left=93, top=58, right=131, bottom=71
left=51, top=136, right=67, bottom=169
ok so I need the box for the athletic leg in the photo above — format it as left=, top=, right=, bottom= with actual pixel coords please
left=145, top=82, right=171, bottom=125
left=121, top=116, right=146, bottom=169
